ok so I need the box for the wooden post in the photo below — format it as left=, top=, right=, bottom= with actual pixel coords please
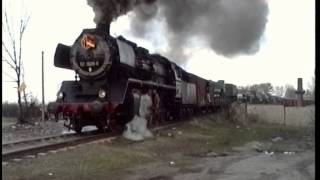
left=41, top=51, right=45, bottom=125
left=283, top=105, right=286, bottom=126
left=245, top=100, right=248, bottom=121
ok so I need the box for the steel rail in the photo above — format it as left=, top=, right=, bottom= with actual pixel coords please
left=2, top=132, right=116, bottom=161
left=2, top=133, right=77, bottom=147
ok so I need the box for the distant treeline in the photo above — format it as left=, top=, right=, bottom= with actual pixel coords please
left=2, top=102, right=19, bottom=117
left=2, top=102, right=42, bottom=118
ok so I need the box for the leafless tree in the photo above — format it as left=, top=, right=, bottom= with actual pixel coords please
left=307, top=76, right=315, bottom=100
left=284, top=84, right=296, bottom=99
left=272, top=86, right=285, bottom=97
left=2, top=7, right=30, bottom=123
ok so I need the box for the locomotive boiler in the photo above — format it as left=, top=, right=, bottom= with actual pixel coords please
left=50, top=24, right=238, bottom=133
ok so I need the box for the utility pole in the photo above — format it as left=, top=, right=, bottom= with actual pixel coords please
left=295, top=78, right=305, bottom=106
left=41, top=51, right=45, bottom=125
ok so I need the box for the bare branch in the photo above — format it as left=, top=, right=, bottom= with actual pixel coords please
left=17, top=16, right=30, bottom=84
left=18, top=15, right=30, bottom=78
left=20, top=15, right=30, bottom=35
left=3, top=71, right=17, bottom=81
left=13, top=40, right=18, bottom=69
left=4, top=81, right=17, bottom=83
left=2, top=58, right=16, bottom=70
left=3, top=9, right=19, bottom=74
left=2, top=41, right=16, bottom=63
left=21, top=60, right=27, bottom=82
left=4, top=10, right=16, bottom=46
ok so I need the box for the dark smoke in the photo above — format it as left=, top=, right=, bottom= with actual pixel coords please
left=87, top=0, right=156, bottom=25
left=87, top=0, right=269, bottom=65
left=130, top=2, right=158, bottom=37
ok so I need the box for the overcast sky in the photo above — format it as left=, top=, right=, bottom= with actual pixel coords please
left=2, top=0, right=315, bottom=103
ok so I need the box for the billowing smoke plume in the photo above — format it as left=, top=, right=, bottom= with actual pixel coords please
left=131, top=0, right=269, bottom=62
left=88, top=0, right=269, bottom=64
left=87, top=0, right=156, bottom=25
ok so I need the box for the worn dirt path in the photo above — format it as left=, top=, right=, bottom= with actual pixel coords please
left=123, top=141, right=315, bottom=180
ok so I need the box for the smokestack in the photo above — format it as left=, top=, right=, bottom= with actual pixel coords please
left=96, top=23, right=110, bottom=34
left=297, top=78, right=303, bottom=91
left=295, top=78, right=305, bottom=106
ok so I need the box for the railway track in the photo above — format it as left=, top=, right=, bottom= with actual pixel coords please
left=2, top=133, right=76, bottom=148
left=2, top=119, right=188, bottom=162
left=2, top=130, right=116, bottom=161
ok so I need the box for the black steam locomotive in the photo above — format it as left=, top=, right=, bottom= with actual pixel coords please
left=50, top=25, right=238, bottom=133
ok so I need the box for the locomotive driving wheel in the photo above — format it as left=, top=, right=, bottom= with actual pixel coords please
left=71, top=114, right=82, bottom=134
left=96, top=119, right=107, bottom=133
left=107, top=116, right=123, bottom=133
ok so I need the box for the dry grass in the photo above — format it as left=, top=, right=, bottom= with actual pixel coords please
left=3, top=144, right=155, bottom=180
left=2, top=117, right=17, bottom=128
left=2, top=114, right=309, bottom=180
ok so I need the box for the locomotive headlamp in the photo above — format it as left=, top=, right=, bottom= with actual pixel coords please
left=98, top=89, right=106, bottom=99
left=57, top=91, right=64, bottom=99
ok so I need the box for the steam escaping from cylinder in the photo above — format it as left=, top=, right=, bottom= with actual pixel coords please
left=123, top=92, right=153, bottom=141
left=87, top=0, right=269, bottom=64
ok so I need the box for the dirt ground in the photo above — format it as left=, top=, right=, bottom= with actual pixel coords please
left=124, top=140, right=314, bottom=180
left=2, top=117, right=72, bottom=143
left=2, top=114, right=315, bottom=180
